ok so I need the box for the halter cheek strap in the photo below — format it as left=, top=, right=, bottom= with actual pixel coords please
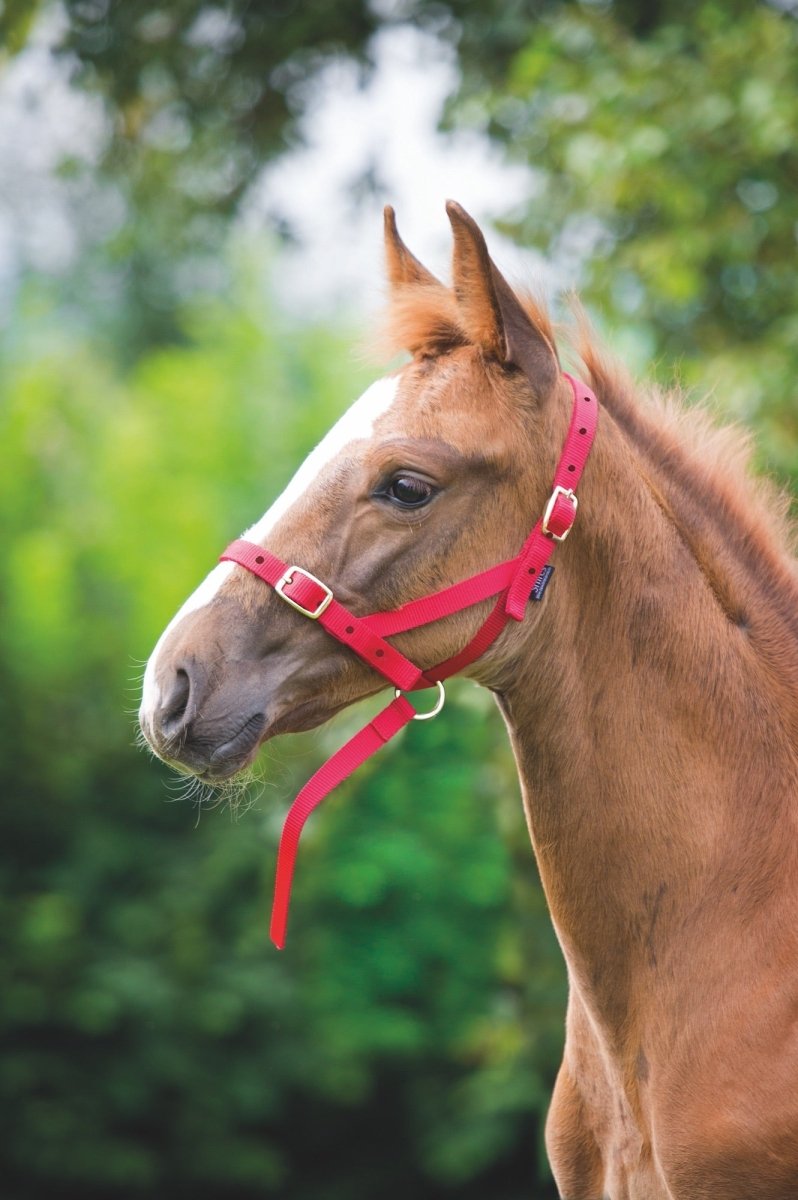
left=220, top=372, right=598, bottom=947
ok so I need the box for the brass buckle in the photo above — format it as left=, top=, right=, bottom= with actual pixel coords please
left=274, top=566, right=333, bottom=619
left=394, top=680, right=446, bottom=721
left=542, top=486, right=578, bottom=542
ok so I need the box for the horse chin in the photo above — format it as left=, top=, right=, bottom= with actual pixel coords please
left=170, top=696, right=358, bottom=785
left=201, top=711, right=269, bottom=781
left=263, top=691, right=375, bottom=740
left=148, top=710, right=268, bottom=784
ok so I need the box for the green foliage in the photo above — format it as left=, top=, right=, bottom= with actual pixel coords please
left=6, top=3, right=798, bottom=1197
left=0, top=259, right=562, bottom=1198
left=462, top=2, right=798, bottom=480
left=0, top=0, right=45, bottom=56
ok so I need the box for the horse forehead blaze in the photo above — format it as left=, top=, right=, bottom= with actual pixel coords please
left=140, top=372, right=400, bottom=714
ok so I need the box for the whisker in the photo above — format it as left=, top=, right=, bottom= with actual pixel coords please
left=152, top=758, right=266, bottom=824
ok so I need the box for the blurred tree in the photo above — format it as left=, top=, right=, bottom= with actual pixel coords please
left=0, top=0, right=45, bottom=54
left=4, top=2, right=798, bottom=1196
left=40, top=0, right=555, bottom=349
left=54, top=0, right=543, bottom=184
left=4, top=0, right=793, bottom=393
left=0, top=259, right=563, bottom=1198
left=467, top=0, right=798, bottom=464
left=48, top=0, right=779, bottom=178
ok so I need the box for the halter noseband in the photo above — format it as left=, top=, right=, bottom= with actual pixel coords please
left=221, top=372, right=598, bottom=947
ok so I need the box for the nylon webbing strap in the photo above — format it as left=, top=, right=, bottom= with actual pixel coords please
left=220, top=373, right=598, bottom=947
left=219, top=540, right=426, bottom=692
left=268, top=694, right=416, bottom=948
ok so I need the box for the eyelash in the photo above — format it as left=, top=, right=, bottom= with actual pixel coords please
left=377, top=474, right=437, bottom=509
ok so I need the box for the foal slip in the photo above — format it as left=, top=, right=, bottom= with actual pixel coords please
left=221, top=372, right=598, bottom=947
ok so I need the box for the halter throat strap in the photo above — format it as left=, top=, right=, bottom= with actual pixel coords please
left=220, top=372, right=598, bottom=947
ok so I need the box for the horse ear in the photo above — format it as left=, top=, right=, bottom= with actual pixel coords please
left=446, top=200, right=504, bottom=357
left=384, top=206, right=443, bottom=291
left=445, top=200, right=559, bottom=400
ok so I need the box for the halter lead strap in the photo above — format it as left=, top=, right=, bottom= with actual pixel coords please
left=220, top=372, right=598, bottom=947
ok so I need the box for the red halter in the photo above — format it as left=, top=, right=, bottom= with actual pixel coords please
left=221, top=372, right=598, bottom=947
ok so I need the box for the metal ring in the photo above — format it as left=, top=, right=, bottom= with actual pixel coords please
left=394, top=680, right=446, bottom=721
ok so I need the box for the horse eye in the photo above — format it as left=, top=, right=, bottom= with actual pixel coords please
left=384, top=474, right=435, bottom=508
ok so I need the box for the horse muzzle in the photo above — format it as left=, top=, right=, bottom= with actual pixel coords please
left=140, top=656, right=268, bottom=782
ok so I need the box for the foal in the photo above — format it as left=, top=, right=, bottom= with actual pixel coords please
left=140, top=203, right=798, bottom=1199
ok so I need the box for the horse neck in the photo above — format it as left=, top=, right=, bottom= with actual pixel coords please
left=493, top=398, right=798, bottom=1030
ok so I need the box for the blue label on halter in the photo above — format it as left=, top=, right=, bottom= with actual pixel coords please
left=530, top=565, right=554, bottom=601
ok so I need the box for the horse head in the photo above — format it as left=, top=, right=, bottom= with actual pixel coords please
left=139, top=203, right=568, bottom=782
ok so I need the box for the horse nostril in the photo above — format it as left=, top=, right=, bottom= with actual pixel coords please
left=159, top=667, right=192, bottom=738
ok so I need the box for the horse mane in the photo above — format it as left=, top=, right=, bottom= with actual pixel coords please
left=573, top=318, right=798, bottom=615
left=381, top=280, right=798, bottom=620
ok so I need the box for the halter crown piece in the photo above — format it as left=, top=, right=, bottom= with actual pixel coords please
left=221, top=373, right=598, bottom=948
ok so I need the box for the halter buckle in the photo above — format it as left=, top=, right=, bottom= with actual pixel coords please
left=275, top=566, right=333, bottom=619
left=542, top=486, right=578, bottom=542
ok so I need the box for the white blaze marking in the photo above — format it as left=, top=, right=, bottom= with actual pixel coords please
left=242, top=375, right=399, bottom=543
left=140, top=375, right=399, bottom=719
